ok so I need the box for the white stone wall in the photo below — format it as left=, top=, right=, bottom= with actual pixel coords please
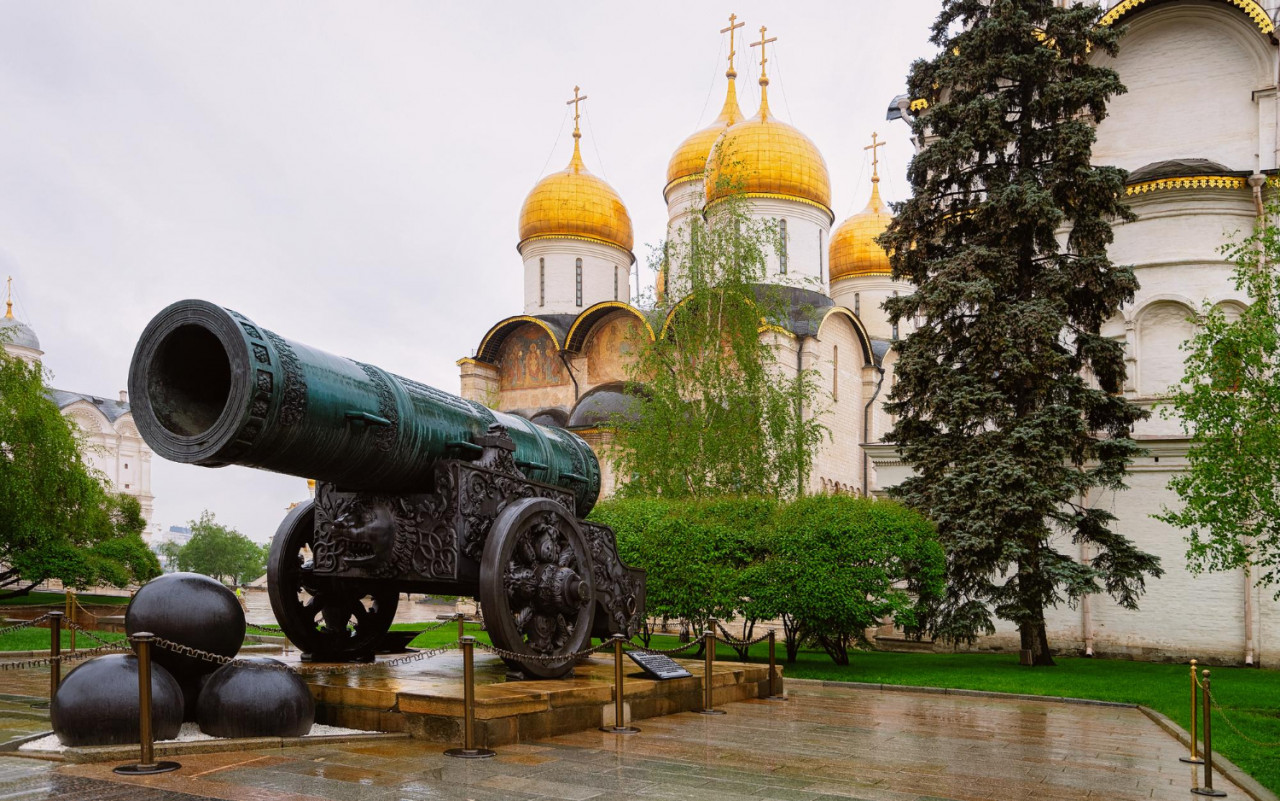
left=808, top=310, right=872, bottom=495
left=520, top=238, right=633, bottom=316
left=829, top=275, right=915, bottom=341
left=61, top=400, right=155, bottom=524
left=1090, top=5, right=1273, bottom=173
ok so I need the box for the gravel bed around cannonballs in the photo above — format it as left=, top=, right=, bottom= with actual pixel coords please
left=19, top=722, right=373, bottom=753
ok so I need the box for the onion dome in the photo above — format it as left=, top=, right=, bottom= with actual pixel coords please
left=829, top=177, right=893, bottom=281
left=518, top=89, right=633, bottom=255
left=704, top=40, right=831, bottom=218
left=665, top=71, right=744, bottom=198
left=0, top=289, right=39, bottom=351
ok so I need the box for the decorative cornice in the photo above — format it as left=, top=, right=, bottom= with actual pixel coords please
left=1125, top=175, right=1248, bottom=196
left=662, top=173, right=704, bottom=200
left=705, top=192, right=835, bottom=223
left=564, top=300, right=656, bottom=352
left=517, top=233, right=637, bottom=265
left=1099, top=0, right=1275, bottom=34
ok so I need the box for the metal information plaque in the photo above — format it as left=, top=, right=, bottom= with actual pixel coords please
left=627, top=651, right=693, bottom=680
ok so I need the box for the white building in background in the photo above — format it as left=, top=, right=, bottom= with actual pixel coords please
left=1, top=282, right=156, bottom=527
left=461, top=23, right=902, bottom=501
left=870, top=0, right=1280, bottom=665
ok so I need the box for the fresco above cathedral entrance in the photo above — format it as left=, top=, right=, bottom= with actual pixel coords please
left=585, top=314, right=642, bottom=385
left=499, top=326, right=568, bottom=390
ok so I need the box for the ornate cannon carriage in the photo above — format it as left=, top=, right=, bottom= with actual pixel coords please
left=128, top=300, right=644, bottom=679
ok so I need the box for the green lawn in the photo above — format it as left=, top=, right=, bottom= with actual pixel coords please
left=0, top=591, right=130, bottom=607
left=0, top=627, right=128, bottom=651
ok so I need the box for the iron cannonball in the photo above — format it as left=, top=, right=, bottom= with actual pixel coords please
left=196, top=657, right=314, bottom=738
left=50, top=653, right=184, bottom=747
left=126, top=572, right=245, bottom=681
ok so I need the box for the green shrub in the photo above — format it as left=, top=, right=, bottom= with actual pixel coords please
left=758, top=496, right=944, bottom=664
left=590, top=497, right=775, bottom=645
left=591, top=494, right=943, bottom=665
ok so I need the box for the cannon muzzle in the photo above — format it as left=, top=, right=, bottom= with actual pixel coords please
left=128, top=300, right=601, bottom=516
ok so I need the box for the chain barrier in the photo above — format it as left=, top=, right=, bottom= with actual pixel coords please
left=626, top=637, right=703, bottom=656
left=0, top=641, right=130, bottom=671
left=149, top=635, right=461, bottom=676
left=1206, top=687, right=1280, bottom=748
left=474, top=639, right=612, bottom=665
left=245, top=621, right=285, bottom=633
left=714, top=622, right=772, bottom=649
left=0, top=614, right=50, bottom=638
left=66, top=621, right=125, bottom=649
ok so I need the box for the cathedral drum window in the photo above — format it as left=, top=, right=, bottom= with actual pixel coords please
left=575, top=258, right=583, bottom=307
left=779, top=218, right=789, bottom=274
left=539, top=258, right=545, bottom=307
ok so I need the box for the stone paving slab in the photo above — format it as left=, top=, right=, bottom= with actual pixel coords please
left=0, top=682, right=1253, bottom=800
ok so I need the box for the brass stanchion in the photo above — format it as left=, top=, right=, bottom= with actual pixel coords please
left=444, top=636, right=496, bottom=759
left=1192, top=670, right=1227, bottom=797
left=766, top=629, right=787, bottom=700
left=113, top=632, right=180, bottom=775
left=696, top=618, right=725, bottom=715
left=49, top=611, right=63, bottom=699
left=66, top=592, right=76, bottom=655
left=601, top=634, right=640, bottom=734
left=1180, top=659, right=1204, bottom=764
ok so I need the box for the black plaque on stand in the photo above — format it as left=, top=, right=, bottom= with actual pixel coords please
left=627, top=651, right=693, bottom=680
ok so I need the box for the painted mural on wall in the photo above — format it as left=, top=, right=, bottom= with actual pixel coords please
left=585, top=315, right=642, bottom=385
left=499, top=326, right=569, bottom=390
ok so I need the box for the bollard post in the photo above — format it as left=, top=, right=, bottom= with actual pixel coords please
left=66, top=592, right=76, bottom=655
left=766, top=629, right=787, bottom=701
left=113, top=633, right=180, bottom=775
left=600, top=634, right=640, bottom=734
left=457, top=612, right=465, bottom=642
left=444, top=636, right=496, bottom=759
left=1180, top=659, right=1204, bottom=764
left=49, top=612, right=64, bottom=699
left=1191, top=670, right=1227, bottom=797
left=696, top=618, right=726, bottom=715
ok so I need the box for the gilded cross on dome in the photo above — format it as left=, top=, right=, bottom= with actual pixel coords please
left=721, top=13, right=745, bottom=77
left=749, top=25, right=777, bottom=86
left=566, top=86, right=588, bottom=139
left=865, top=132, right=885, bottom=183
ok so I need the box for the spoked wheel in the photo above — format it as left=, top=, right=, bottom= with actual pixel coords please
left=479, top=498, right=596, bottom=679
left=267, top=500, right=399, bottom=661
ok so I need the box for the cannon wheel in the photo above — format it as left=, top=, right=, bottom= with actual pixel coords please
left=267, top=500, right=399, bottom=660
left=479, top=497, right=595, bottom=679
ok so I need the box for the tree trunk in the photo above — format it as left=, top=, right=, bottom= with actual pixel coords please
left=0, top=581, right=40, bottom=601
left=1019, top=619, right=1056, bottom=666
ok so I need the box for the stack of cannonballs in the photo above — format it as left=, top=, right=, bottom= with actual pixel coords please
left=50, top=572, right=314, bottom=746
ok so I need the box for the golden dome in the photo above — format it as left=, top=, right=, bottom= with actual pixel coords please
left=704, top=86, right=832, bottom=218
left=518, top=137, right=633, bottom=256
left=829, top=180, right=892, bottom=281
left=665, top=73, right=744, bottom=197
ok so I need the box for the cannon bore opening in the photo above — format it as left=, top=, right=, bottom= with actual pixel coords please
left=147, top=323, right=232, bottom=437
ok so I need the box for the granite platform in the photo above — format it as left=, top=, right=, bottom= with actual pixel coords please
left=300, top=649, right=780, bottom=747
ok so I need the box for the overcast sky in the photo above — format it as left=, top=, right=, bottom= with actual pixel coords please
left=0, top=2, right=939, bottom=543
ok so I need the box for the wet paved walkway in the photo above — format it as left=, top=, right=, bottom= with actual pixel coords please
left=0, top=683, right=1242, bottom=800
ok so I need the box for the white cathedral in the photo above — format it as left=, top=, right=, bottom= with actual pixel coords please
left=1, top=284, right=156, bottom=526
left=460, top=1, right=1280, bottom=666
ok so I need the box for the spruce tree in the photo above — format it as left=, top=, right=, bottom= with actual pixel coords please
left=881, top=0, right=1162, bottom=665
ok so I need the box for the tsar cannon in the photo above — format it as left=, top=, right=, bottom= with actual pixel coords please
left=128, top=300, right=644, bottom=678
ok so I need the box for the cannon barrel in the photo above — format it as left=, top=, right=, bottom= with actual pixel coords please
left=128, top=300, right=601, bottom=516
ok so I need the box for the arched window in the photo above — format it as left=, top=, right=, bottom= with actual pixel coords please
left=854, top=292, right=861, bottom=316
left=539, top=258, right=545, bottom=307
left=614, top=265, right=619, bottom=301
left=891, top=290, right=899, bottom=339
left=779, top=219, right=789, bottom=274
left=833, top=345, right=839, bottom=403
left=575, top=258, right=583, bottom=307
